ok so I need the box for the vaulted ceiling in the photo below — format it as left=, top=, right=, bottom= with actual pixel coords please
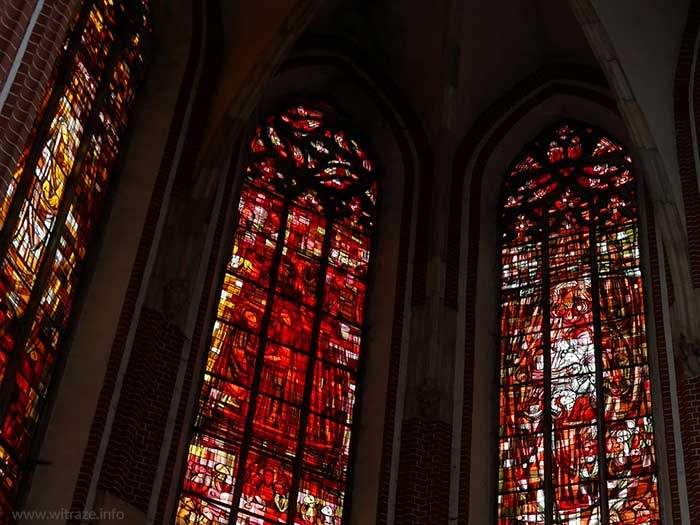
left=304, top=0, right=600, bottom=144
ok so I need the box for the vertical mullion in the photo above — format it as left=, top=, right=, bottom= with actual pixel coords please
left=0, top=1, right=137, bottom=423
left=0, top=0, right=93, bottom=257
left=541, top=219, right=554, bottom=525
left=589, top=215, right=610, bottom=524
left=285, top=210, right=335, bottom=525
left=341, top=231, right=372, bottom=525
left=227, top=192, right=291, bottom=524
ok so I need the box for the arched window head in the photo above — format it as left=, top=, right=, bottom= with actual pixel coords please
left=0, top=0, right=148, bottom=518
left=176, top=104, right=377, bottom=525
left=496, top=122, right=659, bottom=524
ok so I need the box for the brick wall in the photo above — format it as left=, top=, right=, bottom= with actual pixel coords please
left=678, top=378, right=700, bottom=522
left=70, top=0, right=205, bottom=514
left=395, top=418, right=452, bottom=524
left=646, top=194, right=683, bottom=524
left=674, top=0, right=700, bottom=288
left=0, top=0, right=36, bottom=86
left=97, top=307, right=186, bottom=510
left=674, top=3, right=700, bottom=523
left=0, top=0, right=80, bottom=194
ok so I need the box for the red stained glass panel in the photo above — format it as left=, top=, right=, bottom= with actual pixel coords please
left=499, top=383, right=545, bottom=437
left=176, top=496, right=231, bottom=525
left=310, top=361, right=355, bottom=423
left=217, top=276, right=267, bottom=333
left=607, top=475, right=659, bottom=523
left=605, top=417, right=656, bottom=479
left=267, top=297, right=314, bottom=351
left=302, top=416, right=351, bottom=480
left=206, top=324, right=259, bottom=387
left=497, top=123, right=658, bottom=524
left=323, top=266, right=366, bottom=325
left=294, top=471, right=344, bottom=525
left=196, top=375, right=251, bottom=443
left=498, top=490, right=545, bottom=524
left=317, top=316, right=362, bottom=371
left=177, top=105, right=376, bottom=524
left=251, top=396, right=301, bottom=457
left=498, top=435, right=545, bottom=492
left=238, top=452, right=292, bottom=523
left=258, top=343, right=307, bottom=405
left=182, top=434, right=238, bottom=505
left=500, top=332, right=544, bottom=386
left=229, top=229, right=277, bottom=286
left=237, top=185, right=284, bottom=239
left=328, top=224, right=370, bottom=277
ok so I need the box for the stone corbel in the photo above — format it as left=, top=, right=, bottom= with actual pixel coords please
left=162, top=277, right=191, bottom=324
left=671, top=288, right=700, bottom=378
left=677, top=334, right=700, bottom=377
left=415, top=379, right=442, bottom=420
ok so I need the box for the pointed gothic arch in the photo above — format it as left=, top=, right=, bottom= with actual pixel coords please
left=452, top=79, right=680, bottom=524
left=174, top=102, right=379, bottom=525
left=0, top=0, right=149, bottom=517
left=495, top=121, right=659, bottom=523
left=143, top=44, right=429, bottom=525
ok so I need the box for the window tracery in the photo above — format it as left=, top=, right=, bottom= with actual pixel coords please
left=497, top=122, right=659, bottom=524
left=176, top=104, right=377, bottom=525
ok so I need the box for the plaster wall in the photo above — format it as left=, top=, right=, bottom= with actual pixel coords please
left=591, top=0, right=691, bottom=211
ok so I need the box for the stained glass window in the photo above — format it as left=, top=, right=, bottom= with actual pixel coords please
left=0, top=0, right=148, bottom=519
left=175, top=104, right=377, bottom=525
left=496, top=123, right=659, bottom=524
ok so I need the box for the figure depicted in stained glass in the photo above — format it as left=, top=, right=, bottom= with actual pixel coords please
left=497, top=122, right=659, bottom=524
left=0, top=0, right=149, bottom=519
left=176, top=104, right=376, bottom=524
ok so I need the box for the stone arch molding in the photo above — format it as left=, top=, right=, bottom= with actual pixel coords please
left=451, top=67, right=684, bottom=523
left=569, top=0, right=700, bottom=376
left=457, top=83, right=630, bottom=524
left=155, top=42, right=427, bottom=525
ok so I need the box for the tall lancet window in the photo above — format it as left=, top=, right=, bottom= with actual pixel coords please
left=0, top=0, right=148, bottom=519
left=176, top=105, right=377, bottom=525
left=496, top=123, right=659, bottom=524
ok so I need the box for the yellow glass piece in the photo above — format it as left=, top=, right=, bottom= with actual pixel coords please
left=45, top=97, right=83, bottom=177
left=65, top=207, right=79, bottom=241
left=2, top=260, right=30, bottom=315
left=89, top=5, right=104, bottom=32
left=0, top=157, right=26, bottom=231
left=0, top=445, right=18, bottom=494
left=12, top=200, right=52, bottom=281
